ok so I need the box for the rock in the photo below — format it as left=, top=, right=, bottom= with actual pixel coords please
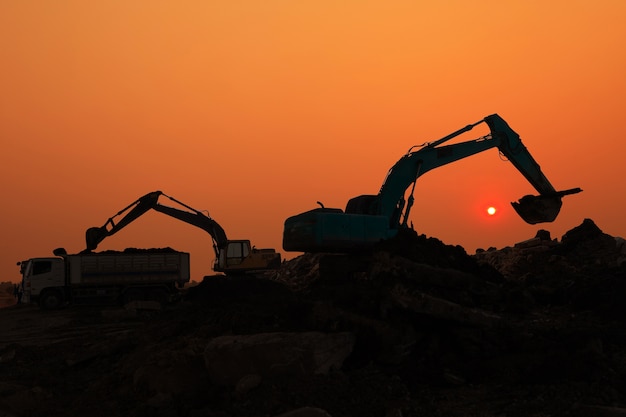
left=133, top=361, right=209, bottom=397
left=203, top=331, right=355, bottom=386
left=476, top=219, right=625, bottom=280
left=389, top=284, right=501, bottom=328
left=559, top=219, right=622, bottom=267
left=307, top=301, right=417, bottom=365
left=561, top=218, right=604, bottom=244
left=535, top=229, right=552, bottom=241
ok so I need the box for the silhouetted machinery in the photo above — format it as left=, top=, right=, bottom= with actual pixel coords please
left=84, top=191, right=281, bottom=275
left=283, top=114, right=582, bottom=252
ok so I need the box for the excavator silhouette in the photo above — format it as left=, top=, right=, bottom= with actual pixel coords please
left=83, top=191, right=281, bottom=275
left=283, top=114, right=582, bottom=253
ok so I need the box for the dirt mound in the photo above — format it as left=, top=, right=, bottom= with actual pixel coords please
left=2, top=219, right=626, bottom=417
left=475, top=218, right=626, bottom=317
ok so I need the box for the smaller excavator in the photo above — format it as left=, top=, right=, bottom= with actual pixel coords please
left=83, top=191, right=281, bottom=275
left=283, top=114, right=582, bottom=253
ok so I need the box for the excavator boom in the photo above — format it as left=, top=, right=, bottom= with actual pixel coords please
left=85, top=191, right=227, bottom=253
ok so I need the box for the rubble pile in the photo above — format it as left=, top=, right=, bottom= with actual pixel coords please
left=475, top=218, right=626, bottom=316
left=1, top=219, right=626, bottom=417
left=475, top=218, right=625, bottom=280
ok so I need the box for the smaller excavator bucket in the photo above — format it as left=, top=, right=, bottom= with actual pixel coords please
left=511, top=188, right=582, bottom=224
left=85, top=226, right=107, bottom=251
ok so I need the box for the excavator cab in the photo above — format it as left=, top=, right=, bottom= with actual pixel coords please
left=215, top=240, right=282, bottom=274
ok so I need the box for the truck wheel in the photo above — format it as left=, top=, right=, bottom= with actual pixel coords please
left=40, top=290, right=63, bottom=310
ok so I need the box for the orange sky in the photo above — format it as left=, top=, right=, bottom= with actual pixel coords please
left=2, top=1, right=625, bottom=283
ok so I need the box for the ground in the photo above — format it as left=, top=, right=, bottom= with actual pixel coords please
left=1, top=219, right=626, bottom=417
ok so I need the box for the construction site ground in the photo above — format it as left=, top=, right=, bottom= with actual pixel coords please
left=1, top=218, right=626, bottom=417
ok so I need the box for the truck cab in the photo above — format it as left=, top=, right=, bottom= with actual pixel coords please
left=19, top=257, right=65, bottom=307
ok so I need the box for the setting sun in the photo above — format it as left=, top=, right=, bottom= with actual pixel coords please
left=487, top=207, right=497, bottom=216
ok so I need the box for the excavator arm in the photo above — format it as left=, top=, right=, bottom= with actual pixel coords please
left=84, top=191, right=228, bottom=260
left=283, top=114, right=581, bottom=252
left=373, top=114, right=581, bottom=226
left=483, top=115, right=581, bottom=224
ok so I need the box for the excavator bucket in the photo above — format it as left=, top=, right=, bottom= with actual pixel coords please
left=85, top=226, right=108, bottom=251
left=511, top=194, right=563, bottom=224
left=511, top=188, right=582, bottom=224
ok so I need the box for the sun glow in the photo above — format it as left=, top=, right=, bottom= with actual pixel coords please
left=487, top=206, right=496, bottom=216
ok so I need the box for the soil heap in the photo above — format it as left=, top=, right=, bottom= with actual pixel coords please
left=1, top=218, right=625, bottom=417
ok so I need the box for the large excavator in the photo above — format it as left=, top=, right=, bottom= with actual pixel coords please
left=84, top=191, right=281, bottom=275
left=283, top=114, right=582, bottom=253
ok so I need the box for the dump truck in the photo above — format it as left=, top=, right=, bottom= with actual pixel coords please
left=18, top=248, right=190, bottom=310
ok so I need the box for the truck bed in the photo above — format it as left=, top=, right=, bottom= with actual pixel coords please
left=68, top=251, right=190, bottom=287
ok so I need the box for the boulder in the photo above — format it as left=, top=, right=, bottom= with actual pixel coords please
left=203, top=331, right=354, bottom=386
